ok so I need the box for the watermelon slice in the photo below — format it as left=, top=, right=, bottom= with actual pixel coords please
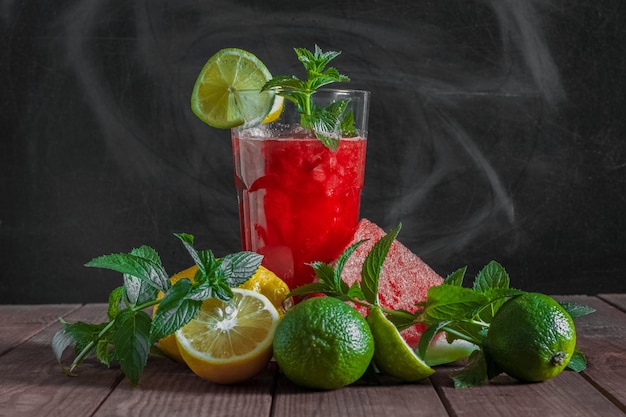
left=338, top=218, right=444, bottom=348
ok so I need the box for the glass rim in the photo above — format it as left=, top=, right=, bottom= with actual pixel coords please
left=235, top=87, right=370, bottom=95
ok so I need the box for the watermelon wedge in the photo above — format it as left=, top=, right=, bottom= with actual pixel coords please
left=338, top=218, right=444, bottom=348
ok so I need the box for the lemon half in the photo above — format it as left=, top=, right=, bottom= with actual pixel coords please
left=175, top=288, right=280, bottom=384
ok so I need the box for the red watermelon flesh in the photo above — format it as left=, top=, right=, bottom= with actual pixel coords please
left=339, top=218, right=444, bottom=348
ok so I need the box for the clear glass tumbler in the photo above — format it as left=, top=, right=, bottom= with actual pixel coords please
left=231, top=89, right=370, bottom=290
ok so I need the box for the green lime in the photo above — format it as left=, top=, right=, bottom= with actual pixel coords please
left=485, top=293, right=576, bottom=382
left=366, top=306, right=434, bottom=381
left=190, top=48, right=282, bottom=129
left=273, top=297, right=374, bottom=390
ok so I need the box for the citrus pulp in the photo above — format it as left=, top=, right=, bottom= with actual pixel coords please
left=175, top=288, right=280, bottom=384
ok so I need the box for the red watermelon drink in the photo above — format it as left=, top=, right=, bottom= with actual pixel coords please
left=232, top=88, right=370, bottom=290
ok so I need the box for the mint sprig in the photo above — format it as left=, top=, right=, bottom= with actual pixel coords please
left=52, top=233, right=262, bottom=385
left=289, top=226, right=595, bottom=388
left=262, top=45, right=355, bottom=150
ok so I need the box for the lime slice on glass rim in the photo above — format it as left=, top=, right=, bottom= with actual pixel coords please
left=191, top=48, right=284, bottom=129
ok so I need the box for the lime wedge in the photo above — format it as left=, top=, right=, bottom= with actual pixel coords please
left=191, top=48, right=281, bottom=129
left=366, top=306, right=435, bottom=382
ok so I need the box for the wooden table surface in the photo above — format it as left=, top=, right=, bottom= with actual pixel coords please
left=1, top=294, right=626, bottom=417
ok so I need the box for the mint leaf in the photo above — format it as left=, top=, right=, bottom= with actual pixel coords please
left=96, top=339, right=115, bottom=367
left=52, top=328, right=75, bottom=366
left=444, top=266, right=467, bottom=286
left=477, top=287, right=526, bottom=323
left=567, top=349, right=588, bottom=372
left=107, top=286, right=125, bottom=320
left=311, top=261, right=336, bottom=287
left=111, top=309, right=152, bottom=385
left=340, top=110, right=357, bottom=137
left=86, top=252, right=169, bottom=293
left=560, top=302, right=596, bottom=319
left=419, top=285, right=489, bottom=322
left=360, top=224, right=401, bottom=305
left=174, top=233, right=209, bottom=274
left=124, top=272, right=159, bottom=305
left=345, top=281, right=366, bottom=302
left=187, top=280, right=222, bottom=301
left=123, top=246, right=163, bottom=305
left=308, top=99, right=350, bottom=150
left=450, top=350, right=489, bottom=388
left=219, top=251, right=263, bottom=287
left=295, top=46, right=344, bottom=80
left=150, top=278, right=201, bottom=343
left=473, top=261, right=510, bottom=293
left=333, top=239, right=365, bottom=291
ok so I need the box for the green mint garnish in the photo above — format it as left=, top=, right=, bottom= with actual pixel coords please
left=51, top=233, right=262, bottom=385
left=262, top=45, right=356, bottom=150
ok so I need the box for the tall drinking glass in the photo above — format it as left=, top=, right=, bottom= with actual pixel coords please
left=231, top=89, right=370, bottom=291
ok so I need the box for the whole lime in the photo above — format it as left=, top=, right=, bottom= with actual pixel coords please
left=273, top=297, right=374, bottom=390
left=486, top=293, right=576, bottom=382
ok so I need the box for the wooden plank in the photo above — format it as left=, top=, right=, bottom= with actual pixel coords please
left=92, top=360, right=276, bottom=417
left=428, top=295, right=626, bottom=417
left=272, top=374, right=449, bottom=417
left=0, top=304, right=123, bottom=417
left=432, top=366, right=624, bottom=417
left=598, top=294, right=626, bottom=312
left=558, top=295, right=626, bottom=412
left=0, top=304, right=81, bottom=356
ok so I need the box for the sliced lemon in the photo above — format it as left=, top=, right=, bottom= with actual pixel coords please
left=366, top=306, right=435, bottom=382
left=191, top=48, right=278, bottom=129
left=261, top=94, right=284, bottom=124
left=175, top=288, right=280, bottom=384
left=154, top=265, right=289, bottom=362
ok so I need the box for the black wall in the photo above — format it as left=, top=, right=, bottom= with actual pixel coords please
left=2, top=0, right=625, bottom=303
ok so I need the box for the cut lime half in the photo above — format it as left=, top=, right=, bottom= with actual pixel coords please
left=191, top=48, right=282, bottom=129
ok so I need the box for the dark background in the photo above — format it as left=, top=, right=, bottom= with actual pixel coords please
left=2, top=0, right=625, bottom=303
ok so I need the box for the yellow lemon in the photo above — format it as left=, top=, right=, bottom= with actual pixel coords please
left=261, top=94, right=284, bottom=123
left=154, top=264, right=289, bottom=362
left=175, top=288, right=280, bottom=384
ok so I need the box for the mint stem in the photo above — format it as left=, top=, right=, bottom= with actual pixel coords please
left=349, top=296, right=416, bottom=322
left=69, top=298, right=161, bottom=373
left=69, top=320, right=116, bottom=373
left=440, top=326, right=483, bottom=346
